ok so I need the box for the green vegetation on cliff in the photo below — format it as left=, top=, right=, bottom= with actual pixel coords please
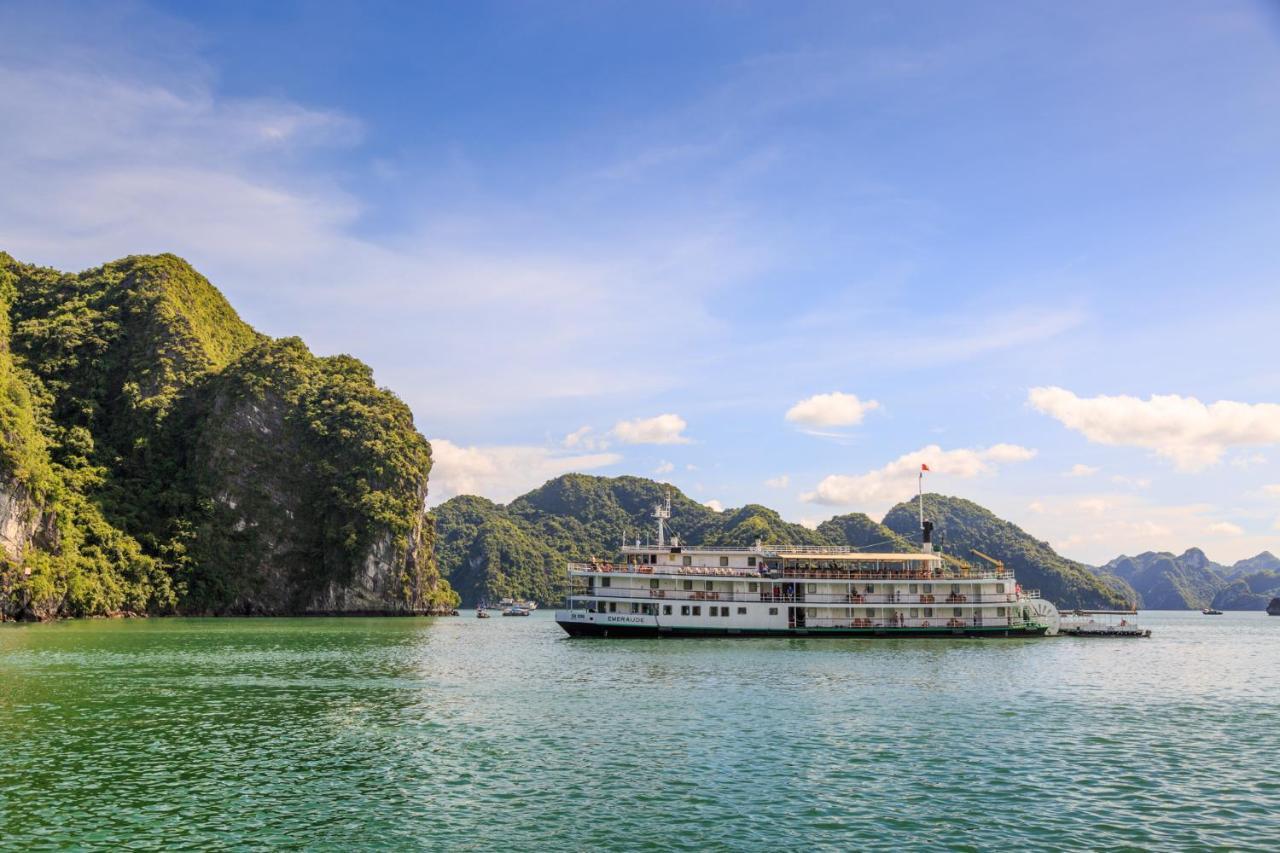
left=0, top=253, right=456, bottom=619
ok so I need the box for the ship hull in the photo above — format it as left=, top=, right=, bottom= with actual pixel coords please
left=556, top=619, right=1048, bottom=639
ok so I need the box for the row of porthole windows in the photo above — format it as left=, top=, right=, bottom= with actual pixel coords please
left=663, top=605, right=780, bottom=617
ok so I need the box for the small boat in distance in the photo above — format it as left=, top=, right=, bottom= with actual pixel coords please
left=1059, top=609, right=1151, bottom=637
left=502, top=605, right=531, bottom=617
left=1201, top=607, right=1223, bottom=615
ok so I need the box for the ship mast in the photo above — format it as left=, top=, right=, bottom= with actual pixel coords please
left=653, top=490, right=672, bottom=548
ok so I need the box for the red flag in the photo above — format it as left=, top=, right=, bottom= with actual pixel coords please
left=921, top=463, right=930, bottom=472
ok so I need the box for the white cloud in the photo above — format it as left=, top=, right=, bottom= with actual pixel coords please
left=785, top=392, right=879, bottom=428
left=801, top=443, right=1036, bottom=508
left=798, top=517, right=821, bottom=530
left=563, top=426, right=611, bottom=451
left=427, top=439, right=621, bottom=505
left=1029, top=387, right=1280, bottom=472
left=611, top=414, right=691, bottom=445
left=1076, top=497, right=1113, bottom=516
left=1013, top=494, right=1275, bottom=564
left=0, top=18, right=778, bottom=426
left=704, top=499, right=724, bottom=512
left=765, top=474, right=790, bottom=489
left=1230, top=453, right=1267, bottom=468
left=1265, top=484, right=1280, bottom=497
left=1066, top=464, right=1099, bottom=477
left=1028, top=500, right=1046, bottom=514
left=654, top=461, right=675, bottom=474
left=1110, top=475, right=1152, bottom=490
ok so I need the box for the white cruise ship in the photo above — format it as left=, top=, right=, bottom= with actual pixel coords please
left=555, top=495, right=1060, bottom=638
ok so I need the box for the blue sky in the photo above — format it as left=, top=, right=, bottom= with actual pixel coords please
left=3, top=0, right=1280, bottom=563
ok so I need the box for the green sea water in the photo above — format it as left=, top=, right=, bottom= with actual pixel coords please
left=2, top=610, right=1277, bottom=850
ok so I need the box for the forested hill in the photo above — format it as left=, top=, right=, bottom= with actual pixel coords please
left=432, top=475, right=1129, bottom=609
left=0, top=253, right=457, bottom=619
left=1101, top=549, right=1280, bottom=611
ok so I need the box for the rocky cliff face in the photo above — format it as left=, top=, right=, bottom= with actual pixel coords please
left=0, top=253, right=457, bottom=619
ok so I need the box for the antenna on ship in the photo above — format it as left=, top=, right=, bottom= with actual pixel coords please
left=653, top=489, right=672, bottom=548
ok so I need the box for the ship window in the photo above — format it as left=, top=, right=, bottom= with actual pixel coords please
left=692, top=606, right=701, bottom=616
left=768, top=607, right=778, bottom=615
left=952, top=584, right=960, bottom=593
left=643, top=604, right=656, bottom=615
left=682, top=580, right=693, bottom=590
left=997, top=607, right=1005, bottom=616
left=909, top=584, right=918, bottom=594
left=630, top=603, right=639, bottom=613
left=663, top=605, right=672, bottom=615
left=805, top=608, right=816, bottom=618
left=609, top=602, right=617, bottom=612
left=923, top=584, right=932, bottom=593
left=601, top=577, right=610, bottom=588
left=682, top=555, right=692, bottom=566
left=748, top=556, right=756, bottom=567
left=737, top=607, right=747, bottom=615
left=705, top=581, right=714, bottom=591
left=681, top=606, right=690, bottom=616
left=924, top=608, right=934, bottom=617
left=910, top=608, right=919, bottom=618
left=953, top=607, right=962, bottom=617
left=865, top=584, right=874, bottom=593
left=709, top=606, right=719, bottom=616
left=806, top=584, right=816, bottom=594
left=867, top=608, right=876, bottom=616
left=649, top=579, right=659, bottom=589
left=719, top=556, right=729, bottom=567
left=748, top=582, right=759, bottom=592
left=721, top=608, right=729, bottom=618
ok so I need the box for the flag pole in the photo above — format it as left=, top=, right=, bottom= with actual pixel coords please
left=918, top=468, right=924, bottom=538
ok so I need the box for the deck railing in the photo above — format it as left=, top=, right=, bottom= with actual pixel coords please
left=568, top=587, right=1026, bottom=605
left=570, top=562, right=1013, bottom=581
left=789, top=615, right=1038, bottom=630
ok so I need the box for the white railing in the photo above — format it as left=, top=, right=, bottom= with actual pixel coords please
left=569, top=562, right=1013, bottom=581
left=569, top=588, right=1024, bottom=605
left=792, top=616, right=1037, bottom=630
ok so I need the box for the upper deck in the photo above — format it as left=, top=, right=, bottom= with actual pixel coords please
left=572, top=542, right=994, bottom=581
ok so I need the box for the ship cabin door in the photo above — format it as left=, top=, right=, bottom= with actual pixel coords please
left=788, top=606, right=806, bottom=629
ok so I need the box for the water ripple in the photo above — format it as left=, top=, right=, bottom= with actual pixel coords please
left=1, top=611, right=1277, bottom=850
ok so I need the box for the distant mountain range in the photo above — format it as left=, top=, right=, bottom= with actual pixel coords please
left=1097, top=549, right=1280, bottom=611
left=431, top=474, right=1128, bottom=609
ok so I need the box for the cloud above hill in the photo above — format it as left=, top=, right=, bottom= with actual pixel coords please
left=611, top=414, right=692, bottom=445
left=802, top=443, right=1036, bottom=508
left=427, top=439, right=620, bottom=504
left=1029, top=387, right=1280, bottom=471
left=785, top=392, right=879, bottom=428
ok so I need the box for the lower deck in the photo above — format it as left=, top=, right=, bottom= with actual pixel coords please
left=557, top=613, right=1048, bottom=639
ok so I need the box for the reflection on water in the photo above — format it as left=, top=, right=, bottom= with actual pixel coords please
left=1, top=611, right=1277, bottom=850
